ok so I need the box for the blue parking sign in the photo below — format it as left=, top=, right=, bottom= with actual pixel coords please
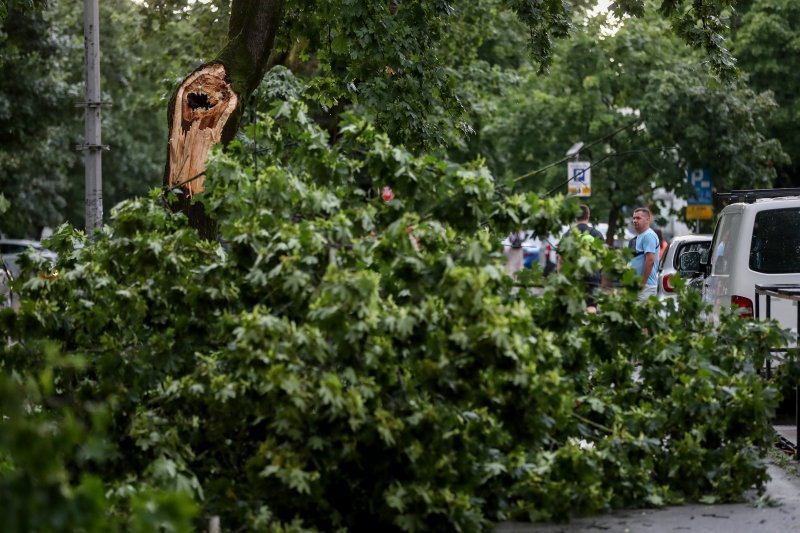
left=687, top=169, right=712, bottom=205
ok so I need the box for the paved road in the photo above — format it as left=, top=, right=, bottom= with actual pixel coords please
left=497, top=460, right=800, bottom=532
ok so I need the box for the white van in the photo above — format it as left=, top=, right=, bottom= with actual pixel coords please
left=687, top=190, right=800, bottom=335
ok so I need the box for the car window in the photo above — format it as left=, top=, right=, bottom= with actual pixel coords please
left=674, top=241, right=711, bottom=271
left=750, top=208, right=800, bottom=273
left=710, top=213, right=741, bottom=276
left=0, top=244, right=32, bottom=254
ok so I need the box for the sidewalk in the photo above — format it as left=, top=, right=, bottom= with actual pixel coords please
left=497, top=460, right=800, bottom=532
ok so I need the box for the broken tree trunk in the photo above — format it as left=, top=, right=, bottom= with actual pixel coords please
left=166, top=63, right=238, bottom=197
left=163, top=0, right=285, bottom=237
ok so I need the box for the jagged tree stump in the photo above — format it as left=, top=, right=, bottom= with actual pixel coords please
left=167, top=64, right=238, bottom=197
left=163, top=0, right=285, bottom=238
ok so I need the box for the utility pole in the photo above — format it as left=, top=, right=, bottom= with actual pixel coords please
left=78, top=0, right=106, bottom=231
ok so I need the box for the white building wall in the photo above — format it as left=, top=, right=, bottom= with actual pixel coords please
left=653, top=188, right=693, bottom=240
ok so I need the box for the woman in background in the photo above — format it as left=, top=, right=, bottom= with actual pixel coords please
left=654, top=228, right=668, bottom=261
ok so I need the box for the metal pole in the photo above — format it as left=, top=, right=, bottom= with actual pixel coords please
left=83, top=0, right=103, bottom=230
left=766, top=295, right=772, bottom=379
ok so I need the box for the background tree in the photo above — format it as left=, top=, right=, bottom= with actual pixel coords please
left=156, top=0, right=752, bottom=234
left=0, top=0, right=773, bottom=236
left=732, top=0, right=800, bottom=187
left=641, top=66, right=787, bottom=199
left=0, top=0, right=226, bottom=236
left=463, top=9, right=786, bottom=240
left=0, top=4, right=78, bottom=237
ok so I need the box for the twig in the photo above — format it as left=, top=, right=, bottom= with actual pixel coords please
left=572, top=411, right=613, bottom=434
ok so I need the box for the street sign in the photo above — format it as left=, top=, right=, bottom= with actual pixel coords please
left=567, top=161, right=591, bottom=197
left=686, top=205, right=713, bottom=220
left=686, top=169, right=712, bottom=220
left=687, top=169, right=712, bottom=205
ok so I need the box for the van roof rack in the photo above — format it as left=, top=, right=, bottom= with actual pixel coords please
left=715, top=188, right=800, bottom=204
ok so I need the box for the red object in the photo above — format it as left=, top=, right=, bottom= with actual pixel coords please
left=382, top=186, right=394, bottom=202
left=731, top=295, right=754, bottom=318
left=659, top=240, right=668, bottom=261
left=662, top=273, right=674, bottom=293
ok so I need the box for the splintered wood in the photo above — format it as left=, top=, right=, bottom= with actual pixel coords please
left=167, top=63, right=238, bottom=196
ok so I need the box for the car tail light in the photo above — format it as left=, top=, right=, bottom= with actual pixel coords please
left=662, top=273, right=674, bottom=293
left=731, top=295, right=754, bottom=318
left=545, top=245, right=552, bottom=259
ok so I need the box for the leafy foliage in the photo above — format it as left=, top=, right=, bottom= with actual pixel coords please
left=732, top=0, right=800, bottom=186
left=0, top=0, right=784, bottom=238
left=641, top=64, right=787, bottom=191
left=0, top=2, right=79, bottom=236
left=0, top=343, right=198, bottom=531
left=128, top=0, right=755, bottom=153
left=0, top=76, right=787, bottom=530
left=0, top=0, right=48, bottom=20
left=461, top=10, right=786, bottom=237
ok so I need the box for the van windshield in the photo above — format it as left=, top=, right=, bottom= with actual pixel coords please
left=750, top=208, right=800, bottom=274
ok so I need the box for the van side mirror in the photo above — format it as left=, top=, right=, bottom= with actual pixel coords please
left=679, top=250, right=702, bottom=274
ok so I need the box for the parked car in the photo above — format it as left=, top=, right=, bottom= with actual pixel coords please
left=1, top=253, right=12, bottom=308
left=656, top=234, right=712, bottom=300
left=680, top=189, right=800, bottom=334
left=0, top=238, right=57, bottom=279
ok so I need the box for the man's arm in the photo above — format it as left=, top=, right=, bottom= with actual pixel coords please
left=641, top=252, right=655, bottom=286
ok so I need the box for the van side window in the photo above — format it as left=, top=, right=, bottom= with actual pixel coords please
left=750, top=208, right=800, bottom=274
left=710, top=213, right=741, bottom=276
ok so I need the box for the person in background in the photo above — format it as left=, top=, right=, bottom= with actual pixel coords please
left=653, top=228, right=668, bottom=261
left=629, top=207, right=660, bottom=299
left=558, top=204, right=604, bottom=312
left=504, top=229, right=526, bottom=276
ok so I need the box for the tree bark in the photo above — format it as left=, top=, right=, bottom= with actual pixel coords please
left=164, top=0, right=285, bottom=236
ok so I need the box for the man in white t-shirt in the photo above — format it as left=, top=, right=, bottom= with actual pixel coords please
left=629, top=207, right=660, bottom=299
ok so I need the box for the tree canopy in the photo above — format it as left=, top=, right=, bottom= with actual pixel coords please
left=459, top=11, right=786, bottom=237
left=2, top=0, right=799, bottom=529
left=0, top=0, right=792, bottom=236
left=733, top=0, right=800, bottom=186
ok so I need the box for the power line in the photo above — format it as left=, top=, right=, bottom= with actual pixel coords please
left=512, top=121, right=639, bottom=185
left=544, top=147, right=675, bottom=197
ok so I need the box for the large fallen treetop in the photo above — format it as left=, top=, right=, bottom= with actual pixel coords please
left=0, top=98, right=791, bottom=530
